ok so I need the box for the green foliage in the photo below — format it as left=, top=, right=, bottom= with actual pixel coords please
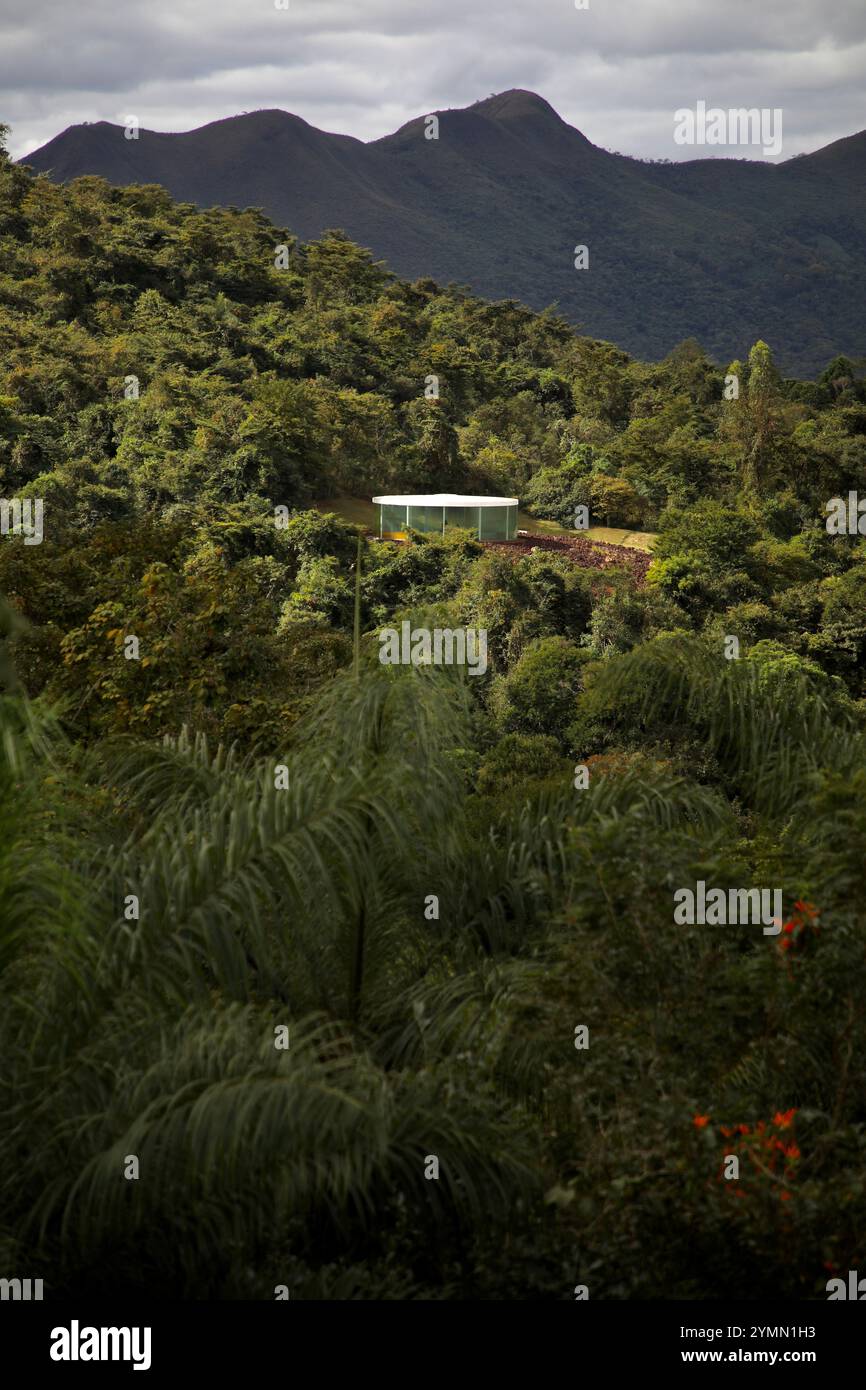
left=476, top=732, right=566, bottom=794
left=3, top=165, right=866, bottom=1300
left=489, top=636, right=590, bottom=744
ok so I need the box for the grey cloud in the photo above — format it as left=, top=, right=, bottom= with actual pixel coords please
left=1, top=0, right=864, bottom=162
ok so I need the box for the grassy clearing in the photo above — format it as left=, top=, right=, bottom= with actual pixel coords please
left=310, top=497, right=657, bottom=551
left=582, top=525, right=657, bottom=551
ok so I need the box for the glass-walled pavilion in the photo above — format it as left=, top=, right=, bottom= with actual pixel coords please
left=373, top=493, right=519, bottom=541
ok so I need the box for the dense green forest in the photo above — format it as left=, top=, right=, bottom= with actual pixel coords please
left=2, top=124, right=866, bottom=1299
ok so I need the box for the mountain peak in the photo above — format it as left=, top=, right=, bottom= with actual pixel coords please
left=470, top=90, right=564, bottom=123
left=465, top=89, right=595, bottom=151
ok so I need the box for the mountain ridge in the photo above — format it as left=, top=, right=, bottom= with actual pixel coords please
left=20, top=91, right=866, bottom=375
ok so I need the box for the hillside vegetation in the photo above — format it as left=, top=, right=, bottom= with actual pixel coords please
left=3, top=129, right=866, bottom=1299
left=22, top=89, right=866, bottom=374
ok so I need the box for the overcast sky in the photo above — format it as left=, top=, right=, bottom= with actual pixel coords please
left=2, top=0, right=864, bottom=163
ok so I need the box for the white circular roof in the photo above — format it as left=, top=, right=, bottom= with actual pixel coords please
left=372, top=493, right=518, bottom=507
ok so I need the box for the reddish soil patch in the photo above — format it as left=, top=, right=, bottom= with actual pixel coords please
left=482, top=534, right=652, bottom=585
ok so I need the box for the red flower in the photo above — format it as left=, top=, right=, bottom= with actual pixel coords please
left=773, top=1109, right=797, bottom=1129
left=693, top=1114, right=711, bottom=1128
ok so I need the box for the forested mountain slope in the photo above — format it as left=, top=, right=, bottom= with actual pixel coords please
left=3, top=129, right=866, bottom=1300
left=21, top=90, right=866, bottom=375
